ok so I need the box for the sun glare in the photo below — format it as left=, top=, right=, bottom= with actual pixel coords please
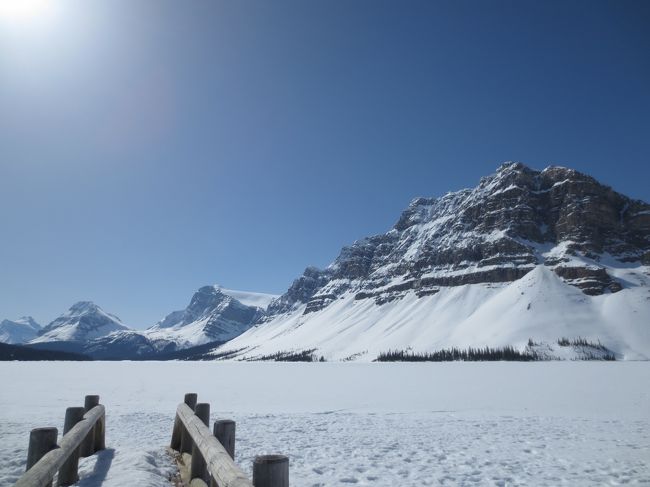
left=0, top=0, right=53, bottom=22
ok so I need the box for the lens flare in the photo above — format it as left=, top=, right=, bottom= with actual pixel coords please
left=0, top=0, right=52, bottom=21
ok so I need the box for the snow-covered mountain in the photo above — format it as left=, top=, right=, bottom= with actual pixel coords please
left=211, top=163, right=650, bottom=361
left=0, top=316, right=41, bottom=344
left=23, top=286, right=277, bottom=358
left=146, top=285, right=277, bottom=348
left=32, top=301, right=129, bottom=343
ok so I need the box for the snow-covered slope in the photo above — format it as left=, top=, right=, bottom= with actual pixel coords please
left=217, top=287, right=278, bottom=309
left=146, top=286, right=268, bottom=348
left=32, top=302, right=129, bottom=343
left=215, top=265, right=650, bottom=361
left=0, top=317, right=41, bottom=344
left=211, top=163, right=650, bottom=361
left=3, top=362, right=649, bottom=486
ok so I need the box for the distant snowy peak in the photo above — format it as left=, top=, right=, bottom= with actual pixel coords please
left=147, top=285, right=266, bottom=347
left=33, top=301, right=129, bottom=343
left=153, top=286, right=277, bottom=330
left=0, top=316, right=41, bottom=344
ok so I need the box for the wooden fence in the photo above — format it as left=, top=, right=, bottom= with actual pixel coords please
left=14, top=395, right=106, bottom=487
left=170, top=393, right=289, bottom=487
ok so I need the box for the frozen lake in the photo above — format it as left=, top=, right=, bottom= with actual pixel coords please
left=1, top=361, right=649, bottom=486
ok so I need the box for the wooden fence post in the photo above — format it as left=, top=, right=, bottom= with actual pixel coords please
left=94, top=409, right=106, bottom=452
left=253, top=455, right=289, bottom=487
left=80, top=395, right=99, bottom=457
left=172, top=393, right=197, bottom=450
left=179, top=393, right=198, bottom=454
left=191, top=403, right=210, bottom=483
left=15, top=405, right=105, bottom=487
left=184, top=393, right=198, bottom=410
left=213, top=420, right=236, bottom=460
left=26, top=427, right=58, bottom=487
left=58, top=407, right=85, bottom=486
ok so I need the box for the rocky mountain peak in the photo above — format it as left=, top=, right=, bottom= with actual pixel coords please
left=213, top=163, right=650, bottom=362
left=146, top=285, right=265, bottom=347
left=67, top=301, right=102, bottom=316
left=188, top=285, right=230, bottom=311
left=267, top=163, right=650, bottom=316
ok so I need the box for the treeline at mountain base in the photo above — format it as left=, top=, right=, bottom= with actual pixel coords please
left=376, top=346, right=535, bottom=362
left=376, top=342, right=616, bottom=362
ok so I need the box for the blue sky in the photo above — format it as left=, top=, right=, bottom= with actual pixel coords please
left=1, top=0, right=649, bottom=327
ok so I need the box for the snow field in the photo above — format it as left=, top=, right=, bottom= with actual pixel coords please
left=1, top=361, right=649, bottom=486
left=218, top=265, right=650, bottom=361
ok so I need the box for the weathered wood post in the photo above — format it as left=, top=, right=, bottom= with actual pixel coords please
left=58, top=407, right=85, bottom=486
left=253, top=455, right=289, bottom=487
left=94, top=407, right=106, bottom=452
left=26, top=427, right=58, bottom=487
left=213, top=420, right=236, bottom=460
left=172, top=393, right=197, bottom=450
left=80, top=395, right=99, bottom=457
left=179, top=393, right=198, bottom=453
left=191, top=403, right=210, bottom=483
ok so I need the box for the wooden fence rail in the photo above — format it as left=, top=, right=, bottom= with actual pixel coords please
left=170, top=393, right=288, bottom=487
left=14, top=395, right=106, bottom=487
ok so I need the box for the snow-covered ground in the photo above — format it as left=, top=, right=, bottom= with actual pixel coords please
left=1, top=361, right=649, bottom=486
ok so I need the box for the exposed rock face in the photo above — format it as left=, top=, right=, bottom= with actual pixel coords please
left=553, top=266, right=622, bottom=295
left=263, top=163, right=650, bottom=316
left=266, top=267, right=333, bottom=315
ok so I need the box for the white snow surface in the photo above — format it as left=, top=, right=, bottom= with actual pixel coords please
left=1, top=362, right=649, bottom=487
left=144, top=318, right=231, bottom=349
left=217, top=287, right=279, bottom=309
left=0, top=317, right=41, bottom=344
left=217, top=264, right=650, bottom=361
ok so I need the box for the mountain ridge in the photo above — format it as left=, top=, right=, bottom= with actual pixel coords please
left=211, top=162, right=650, bottom=361
left=5, top=286, right=277, bottom=359
left=4, top=162, right=649, bottom=361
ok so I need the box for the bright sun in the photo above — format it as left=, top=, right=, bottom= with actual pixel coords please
left=0, top=0, right=52, bottom=21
